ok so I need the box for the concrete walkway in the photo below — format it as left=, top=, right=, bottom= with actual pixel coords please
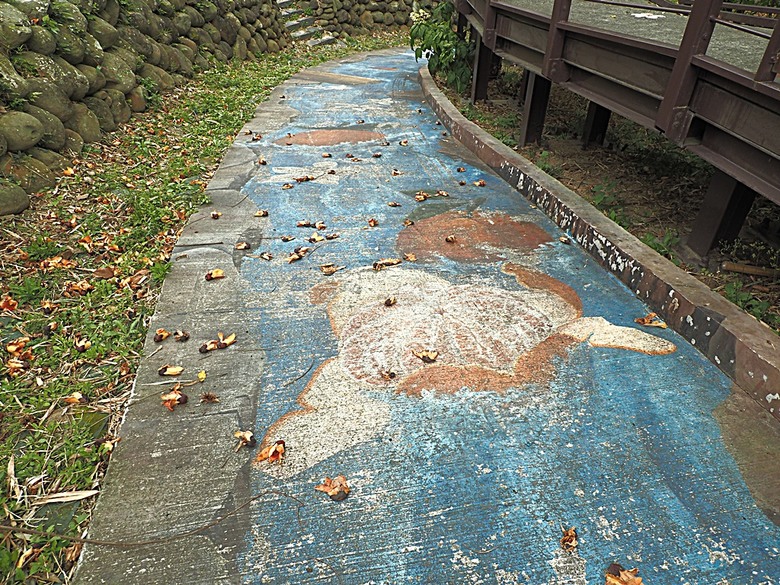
left=75, top=48, right=780, bottom=584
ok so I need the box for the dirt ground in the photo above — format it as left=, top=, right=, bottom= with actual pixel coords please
left=441, top=65, right=780, bottom=334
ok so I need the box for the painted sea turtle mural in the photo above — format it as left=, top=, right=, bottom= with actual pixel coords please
left=255, top=211, right=675, bottom=479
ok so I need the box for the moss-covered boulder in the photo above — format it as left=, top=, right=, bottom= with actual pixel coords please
left=8, top=0, right=50, bottom=20
left=100, top=51, right=136, bottom=93
left=25, top=78, right=73, bottom=122
left=26, top=25, right=57, bottom=54
left=83, top=96, right=117, bottom=131
left=0, top=180, right=30, bottom=215
left=27, top=146, right=69, bottom=171
left=88, top=16, right=119, bottom=48
left=76, top=64, right=107, bottom=95
left=0, top=2, right=33, bottom=51
left=0, top=153, right=56, bottom=193
left=62, top=128, right=83, bottom=153
left=82, top=33, right=105, bottom=68
left=51, top=55, right=90, bottom=100
left=0, top=111, right=44, bottom=151
left=139, top=63, right=174, bottom=90
left=0, top=55, right=29, bottom=101
left=103, top=88, right=131, bottom=124
left=54, top=24, right=87, bottom=65
left=22, top=104, right=66, bottom=151
left=98, top=0, right=120, bottom=26
left=49, top=0, right=88, bottom=32
left=64, top=103, right=101, bottom=143
left=0, top=133, right=6, bottom=157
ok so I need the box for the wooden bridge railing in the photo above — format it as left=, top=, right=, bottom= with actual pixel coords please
left=456, top=0, right=780, bottom=256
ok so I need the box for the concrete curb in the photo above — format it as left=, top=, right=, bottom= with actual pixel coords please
left=418, top=65, right=780, bottom=422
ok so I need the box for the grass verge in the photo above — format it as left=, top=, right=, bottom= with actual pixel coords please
left=0, top=30, right=408, bottom=583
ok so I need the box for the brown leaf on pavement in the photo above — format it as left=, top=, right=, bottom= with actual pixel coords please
left=297, top=220, right=314, bottom=228
left=456, top=167, right=466, bottom=172
left=403, top=219, right=414, bottom=227
left=259, top=251, right=274, bottom=261
left=154, top=328, right=170, bottom=342
left=174, top=330, right=190, bottom=342
left=235, top=241, right=251, bottom=250
left=372, top=258, right=402, bottom=271
left=308, top=232, right=325, bottom=243
left=234, top=430, right=257, bottom=451
left=325, top=233, right=340, bottom=240
left=315, top=221, right=327, bottom=231
left=435, top=190, right=449, bottom=197
left=445, top=235, right=456, bottom=243
left=282, top=183, right=294, bottom=190
left=322, top=153, right=332, bottom=158
left=391, top=169, right=403, bottom=176
left=368, top=218, right=379, bottom=227
left=380, top=370, right=397, bottom=381
left=158, top=364, right=184, bottom=376
left=255, top=209, right=269, bottom=217
left=399, top=139, right=408, bottom=146
left=315, top=475, right=350, bottom=501
left=634, top=313, right=667, bottom=329
left=200, top=392, right=220, bottom=403
left=210, top=211, right=222, bottom=219
left=560, top=526, right=578, bottom=552
left=474, top=179, right=486, bottom=187
left=605, top=564, right=643, bottom=585
left=403, top=253, right=417, bottom=262
left=320, top=263, right=345, bottom=276
left=160, top=387, right=188, bottom=411
left=217, top=332, right=237, bottom=348
left=412, top=349, right=439, bottom=363
left=388, top=201, right=401, bottom=207
left=415, top=191, right=429, bottom=202
left=255, top=440, right=285, bottom=464
left=294, top=176, right=315, bottom=183
left=205, top=269, right=225, bottom=281
left=384, top=296, right=397, bottom=307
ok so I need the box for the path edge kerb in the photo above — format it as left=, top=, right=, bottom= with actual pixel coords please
left=418, top=65, right=780, bottom=422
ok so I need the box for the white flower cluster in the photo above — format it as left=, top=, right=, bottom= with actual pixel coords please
left=410, top=9, right=431, bottom=23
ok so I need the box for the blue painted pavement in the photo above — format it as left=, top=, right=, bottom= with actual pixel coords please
left=234, top=50, right=779, bottom=584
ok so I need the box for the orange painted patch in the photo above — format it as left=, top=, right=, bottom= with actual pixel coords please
left=396, top=211, right=552, bottom=263
left=503, top=263, right=583, bottom=317
left=275, top=129, right=385, bottom=146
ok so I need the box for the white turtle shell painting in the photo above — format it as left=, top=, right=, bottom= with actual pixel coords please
left=255, top=211, right=675, bottom=477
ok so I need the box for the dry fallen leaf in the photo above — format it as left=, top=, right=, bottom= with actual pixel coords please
left=403, top=253, right=417, bottom=262
left=308, top=232, right=325, bottom=243
left=210, top=211, right=222, bottom=219
left=199, top=340, right=219, bottom=353
left=315, top=221, right=327, bottom=231
left=74, top=337, right=92, bottom=353
left=325, top=233, right=340, bottom=240
left=559, top=236, right=571, bottom=245
left=357, top=119, right=365, bottom=124
left=93, top=266, right=115, bottom=279
left=560, top=526, right=578, bottom=552
left=174, top=330, right=190, bottom=342
left=160, top=388, right=188, bottom=411
left=399, top=139, right=408, bottom=146
left=259, top=251, right=274, bottom=261
left=456, top=167, right=466, bottom=172
left=158, top=365, right=184, bottom=377
left=634, top=313, right=667, bottom=329
left=64, top=392, right=88, bottom=405
left=415, top=191, right=429, bottom=202
left=322, top=153, right=332, bottom=158
left=200, top=391, right=220, bottom=403
left=403, top=219, right=414, bottom=227
left=314, top=475, right=350, bottom=501
left=294, top=176, right=315, bottom=183
left=255, top=209, right=269, bottom=217
left=413, top=349, right=439, bottom=363
left=5, top=337, right=30, bottom=356
left=281, top=235, right=295, bottom=242
left=380, top=370, right=397, bottom=381
left=256, top=440, right=285, bottom=464
left=297, top=220, right=314, bottom=228
left=235, top=241, right=251, bottom=250
left=282, top=183, right=294, bottom=190
left=154, top=328, right=170, bottom=343
left=459, top=180, right=467, bottom=186
left=320, top=263, right=345, bottom=276
left=288, top=247, right=311, bottom=263
left=205, top=269, right=225, bottom=281
left=435, top=190, right=449, bottom=197
left=40, top=300, right=56, bottom=314
left=217, top=332, right=237, bottom=349
left=445, top=235, right=456, bottom=243
left=372, top=152, right=382, bottom=158
left=388, top=201, right=401, bottom=207
left=384, top=296, right=397, bottom=307
left=368, top=218, right=379, bottom=227
left=474, top=179, right=486, bottom=187
left=234, top=430, right=257, bottom=452
left=197, top=370, right=207, bottom=383
left=391, top=169, right=403, bottom=176
left=605, top=564, right=643, bottom=585
left=43, top=321, right=58, bottom=336
left=379, top=141, right=390, bottom=146
left=373, top=258, right=402, bottom=271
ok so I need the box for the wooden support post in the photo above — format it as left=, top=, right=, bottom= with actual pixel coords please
left=471, top=33, right=493, bottom=103
left=656, top=0, right=723, bottom=143
left=456, top=12, right=468, bottom=40
left=519, top=72, right=552, bottom=146
left=755, top=16, right=780, bottom=82
left=687, top=170, right=756, bottom=257
left=582, top=101, right=611, bottom=149
left=542, top=0, right=573, bottom=82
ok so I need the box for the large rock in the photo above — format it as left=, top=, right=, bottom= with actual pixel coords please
left=100, top=51, right=136, bottom=93
left=117, top=26, right=154, bottom=59
left=0, top=55, right=29, bottom=100
left=8, top=0, right=50, bottom=19
left=12, top=52, right=86, bottom=99
left=198, top=0, right=218, bottom=22
left=182, top=5, right=204, bottom=27
left=103, top=88, right=131, bottom=124
left=139, top=63, right=174, bottom=90
left=83, top=96, right=116, bottom=131
left=54, top=25, right=86, bottom=65
left=0, top=111, right=44, bottom=151
left=76, top=64, right=107, bottom=95
left=22, top=104, right=66, bottom=151
left=64, top=103, right=101, bottom=143
left=82, top=33, right=105, bottom=67
left=171, top=10, right=191, bottom=35
left=26, top=25, right=57, bottom=54
left=62, top=128, right=83, bottom=153
left=88, top=16, right=118, bottom=48
left=49, top=0, right=88, bottom=32
left=25, top=78, right=73, bottom=121
left=0, top=2, right=33, bottom=51
left=0, top=153, right=55, bottom=193
left=27, top=146, right=69, bottom=171
left=98, top=0, right=120, bottom=25
left=0, top=181, right=30, bottom=215
left=126, top=85, right=146, bottom=112
left=51, top=56, right=90, bottom=100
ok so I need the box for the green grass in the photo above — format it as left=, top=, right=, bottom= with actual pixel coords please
left=0, top=30, right=408, bottom=583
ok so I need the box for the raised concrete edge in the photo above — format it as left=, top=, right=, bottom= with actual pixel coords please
left=418, top=65, right=780, bottom=422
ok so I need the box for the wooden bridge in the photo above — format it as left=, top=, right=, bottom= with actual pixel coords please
left=457, top=0, right=780, bottom=256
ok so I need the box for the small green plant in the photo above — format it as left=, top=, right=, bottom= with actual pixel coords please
left=138, top=76, right=162, bottom=109
left=722, top=281, right=779, bottom=328
left=535, top=150, right=562, bottom=178
left=410, top=2, right=474, bottom=94
left=641, top=229, right=680, bottom=264
left=591, top=181, right=618, bottom=209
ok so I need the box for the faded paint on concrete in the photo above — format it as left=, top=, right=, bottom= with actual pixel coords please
left=236, top=50, right=780, bottom=584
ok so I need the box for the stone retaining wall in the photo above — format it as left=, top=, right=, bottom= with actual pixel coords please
left=0, top=0, right=292, bottom=214
left=305, top=0, right=416, bottom=38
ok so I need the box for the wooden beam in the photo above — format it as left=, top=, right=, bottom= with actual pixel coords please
left=582, top=101, right=611, bottom=148
left=519, top=72, right=552, bottom=145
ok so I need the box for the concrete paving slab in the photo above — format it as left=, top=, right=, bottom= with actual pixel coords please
left=75, top=49, right=780, bottom=585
